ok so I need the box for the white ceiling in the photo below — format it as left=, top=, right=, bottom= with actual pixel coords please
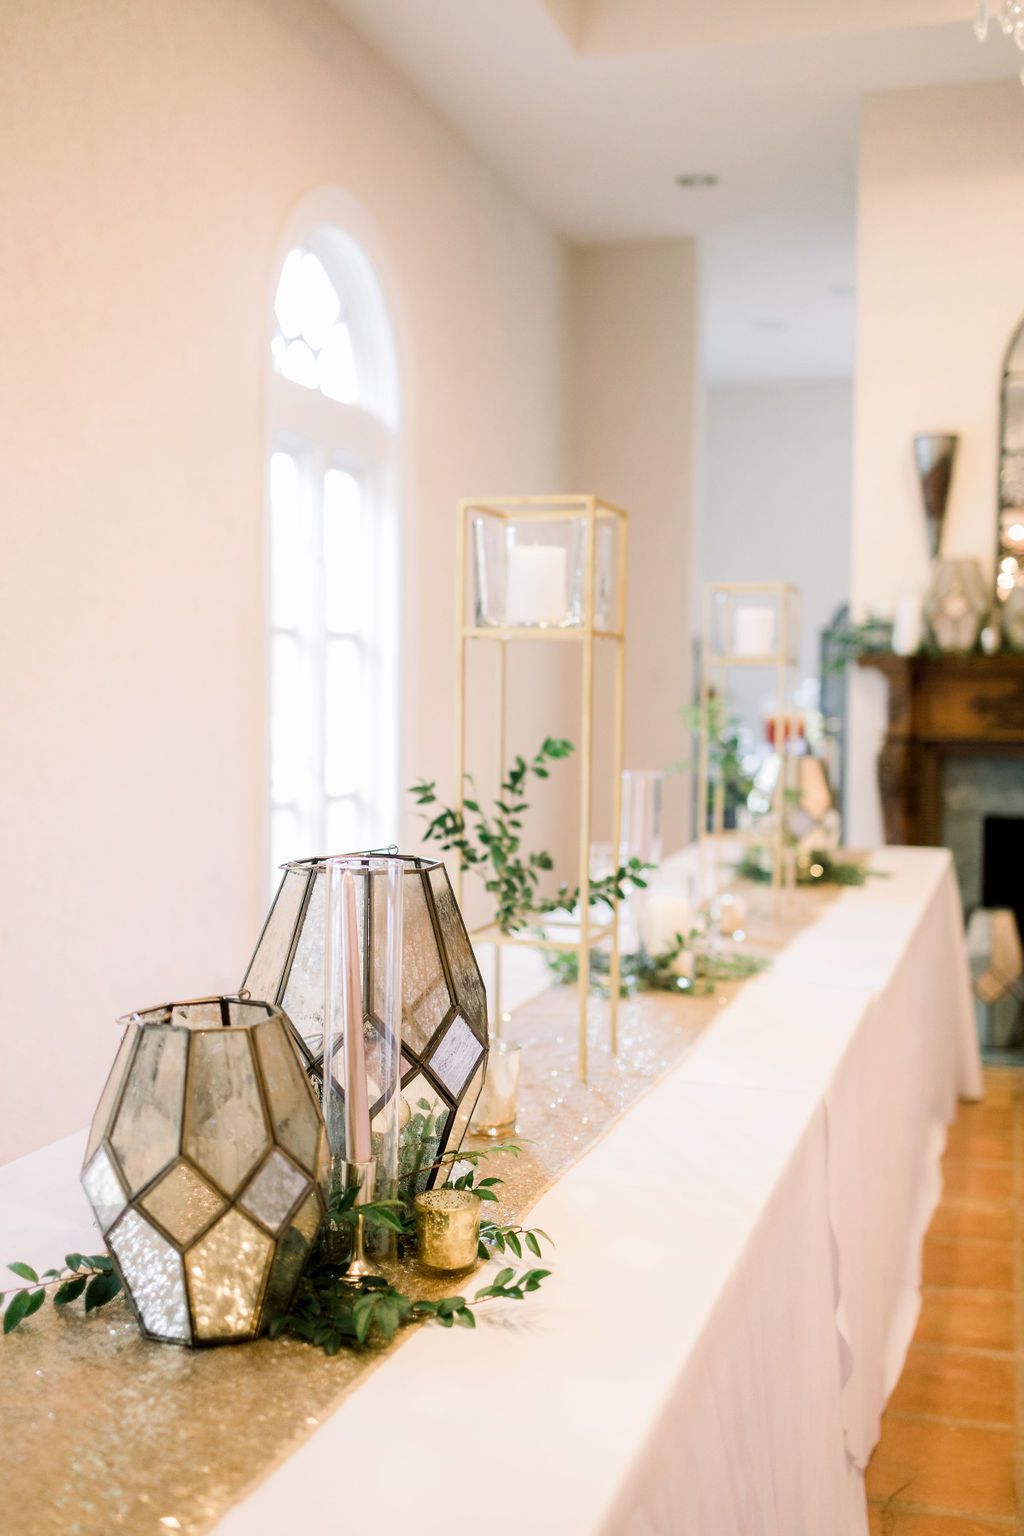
left=331, top=0, right=1019, bottom=380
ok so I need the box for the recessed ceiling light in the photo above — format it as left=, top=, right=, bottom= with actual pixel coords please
left=675, top=173, right=719, bottom=189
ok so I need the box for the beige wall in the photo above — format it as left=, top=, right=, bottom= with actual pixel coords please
left=700, top=379, right=852, bottom=733
left=848, top=80, right=1024, bottom=843
left=702, top=379, right=852, bottom=668
left=0, top=0, right=570, bottom=1162
left=567, top=241, right=700, bottom=851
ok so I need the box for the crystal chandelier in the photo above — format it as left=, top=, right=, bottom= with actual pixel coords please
left=973, top=0, right=1024, bottom=80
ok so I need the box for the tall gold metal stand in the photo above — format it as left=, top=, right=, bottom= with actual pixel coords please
left=698, top=580, right=800, bottom=903
left=455, top=495, right=629, bottom=1083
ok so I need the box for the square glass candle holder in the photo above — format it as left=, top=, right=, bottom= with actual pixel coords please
left=469, top=1039, right=521, bottom=1137
left=463, top=497, right=625, bottom=632
left=621, top=769, right=663, bottom=868
left=706, top=583, right=799, bottom=664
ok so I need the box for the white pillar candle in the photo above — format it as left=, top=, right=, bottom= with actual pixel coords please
left=733, top=606, right=776, bottom=656
left=644, top=891, right=694, bottom=956
left=892, top=594, right=922, bottom=656
left=505, top=544, right=567, bottom=626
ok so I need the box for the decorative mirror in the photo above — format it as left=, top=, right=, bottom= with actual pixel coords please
left=997, top=314, right=1024, bottom=602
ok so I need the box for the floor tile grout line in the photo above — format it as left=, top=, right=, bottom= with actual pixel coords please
left=906, top=1342, right=1015, bottom=1363
left=943, top=1155, right=1017, bottom=1166
left=921, top=1277, right=1019, bottom=1290
left=907, top=1339, right=1016, bottom=1357
left=927, top=1235, right=1018, bottom=1251
left=871, top=1492, right=1016, bottom=1524
left=870, top=1503, right=1015, bottom=1529
left=886, top=1409, right=1014, bottom=1431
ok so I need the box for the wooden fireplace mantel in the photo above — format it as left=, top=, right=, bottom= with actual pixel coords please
left=858, top=651, right=1024, bottom=846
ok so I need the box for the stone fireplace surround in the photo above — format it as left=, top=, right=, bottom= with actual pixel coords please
left=859, top=653, right=1024, bottom=924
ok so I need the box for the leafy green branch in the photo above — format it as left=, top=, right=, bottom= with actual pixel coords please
left=821, top=615, right=894, bottom=673
left=445, top=1159, right=553, bottom=1262
left=421, top=1141, right=522, bottom=1175
left=478, top=1219, right=552, bottom=1263
left=679, top=697, right=755, bottom=826
left=411, top=735, right=651, bottom=935
left=327, top=1184, right=411, bottom=1236
left=269, top=1265, right=552, bottom=1355
left=1, top=1253, right=122, bottom=1335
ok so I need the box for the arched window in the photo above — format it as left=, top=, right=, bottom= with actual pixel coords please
left=267, top=218, right=400, bottom=886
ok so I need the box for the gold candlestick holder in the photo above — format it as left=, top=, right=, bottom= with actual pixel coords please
left=338, top=1159, right=384, bottom=1286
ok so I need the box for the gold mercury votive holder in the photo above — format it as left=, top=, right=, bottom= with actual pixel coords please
left=469, top=1039, right=522, bottom=1137
left=414, top=1189, right=481, bottom=1274
left=715, top=892, right=747, bottom=939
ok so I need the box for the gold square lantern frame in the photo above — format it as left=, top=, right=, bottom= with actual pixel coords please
left=242, top=854, right=489, bottom=1198
left=698, top=580, right=801, bottom=901
left=81, top=997, right=329, bottom=1347
left=457, top=494, right=628, bottom=1081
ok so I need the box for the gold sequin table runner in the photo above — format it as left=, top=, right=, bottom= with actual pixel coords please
left=0, top=885, right=834, bottom=1535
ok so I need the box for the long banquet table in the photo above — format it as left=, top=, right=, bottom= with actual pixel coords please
left=0, top=847, right=981, bottom=1535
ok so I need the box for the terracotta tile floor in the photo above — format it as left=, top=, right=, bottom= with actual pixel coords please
left=866, top=1068, right=1022, bottom=1533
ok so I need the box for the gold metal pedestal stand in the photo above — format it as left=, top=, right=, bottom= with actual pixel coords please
left=698, top=580, right=800, bottom=905
left=455, top=495, right=629, bottom=1083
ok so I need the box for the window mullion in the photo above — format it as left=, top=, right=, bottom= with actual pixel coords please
left=308, top=446, right=328, bottom=853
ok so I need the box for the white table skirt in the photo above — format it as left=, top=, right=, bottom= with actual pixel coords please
left=0, top=848, right=980, bottom=1536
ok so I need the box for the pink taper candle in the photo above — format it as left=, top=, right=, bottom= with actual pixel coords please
left=340, top=869, right=372, bottom=1164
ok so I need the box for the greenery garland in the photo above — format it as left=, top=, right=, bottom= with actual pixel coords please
left=546, top=932, right=768, bottom=996
left=735, top=847, right=873, bottom=887
left=1, top=1147, right=553, bottom=1353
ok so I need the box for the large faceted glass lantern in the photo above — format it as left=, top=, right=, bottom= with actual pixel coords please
left=242, top=855, right=488, bottom=1195
left=81, top=998, right=328, bottom=1347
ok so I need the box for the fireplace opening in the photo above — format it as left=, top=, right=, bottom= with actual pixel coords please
left=982, top=815, right=1024, bottom=943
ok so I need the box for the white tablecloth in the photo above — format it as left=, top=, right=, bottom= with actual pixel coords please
left=0, top=848, right=980, bottom=1536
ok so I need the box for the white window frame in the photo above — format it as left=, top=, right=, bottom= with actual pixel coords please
left=266, top=202, right=402, bottom=888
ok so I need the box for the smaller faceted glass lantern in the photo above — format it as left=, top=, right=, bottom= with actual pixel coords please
left=923, top=558, right=989, bottom=652
left=81, top=997, right=328, bottom=1347
left=463, top=496, right=624, bottom=632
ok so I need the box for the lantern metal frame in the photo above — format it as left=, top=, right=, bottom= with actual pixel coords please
left=456, top=494, right=629, bottom=1083
left=241, top=853, right=488, bottom=1192
left=81, top=996, right=329, bottom=1348
left=698, top=580, right=800, bottom=903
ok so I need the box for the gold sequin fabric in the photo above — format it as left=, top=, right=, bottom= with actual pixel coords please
left=1, top=886, right=832, bottom=1534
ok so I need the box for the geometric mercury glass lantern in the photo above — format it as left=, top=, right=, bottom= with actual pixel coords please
left=242, top=853, right=488, bottom=1199
left=81, top=997, right=329, bottom=1347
